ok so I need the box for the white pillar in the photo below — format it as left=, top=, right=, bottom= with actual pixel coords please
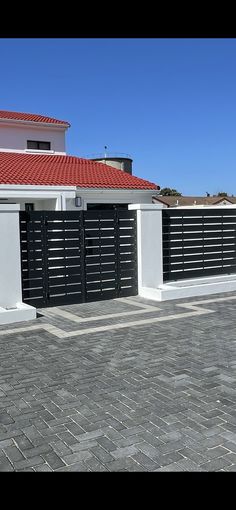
left=0, top=204, right=36, bottom=324
left=128, top=203, right=164, bottom=300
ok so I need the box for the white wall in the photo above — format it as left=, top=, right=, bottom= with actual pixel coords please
left=0, top=205, right=22, bottom=308
left=66, top=189, right=154, bottom=210
left=129, top=204, right=163, bottom=293
left=0, top=124, right=66, bottom=155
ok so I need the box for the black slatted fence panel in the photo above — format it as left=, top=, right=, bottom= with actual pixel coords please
left=20, top=209, right=137, bottom=307
left=162, top=208, right=236, bottom=281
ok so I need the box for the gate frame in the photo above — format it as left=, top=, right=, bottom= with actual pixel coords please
left=20, top=208, right=138, bottom=308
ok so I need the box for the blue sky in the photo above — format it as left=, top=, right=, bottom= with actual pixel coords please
left=1, top=38, right=236, bottom=195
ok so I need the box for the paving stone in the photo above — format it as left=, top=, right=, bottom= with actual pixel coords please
left=0, top=439, right=14, bottom=449
left=22, top=444, right=53, bottom=458
left=0, top=453, right=14, bottom=471
left=111, top=445, right=139, bottom=459
left=85, top=457, right=109, bottom=472
left=106, top=457, right=145, bottom=472
left=56, top=462, right=90, bottom=472
left=57, top=431, right=78, bottom=446
left=34, top=464, right=53, bottom=471
left=13, top=456, right=45, bottom=470
left=90, top=445, right=114, bottom=463
left=42, top=452, right=66, bottom=470
left=1, top=294, right=236, bottom=472
left=4, top=445, right=25, bottom=463
left=131, top=451, right=160, bottom=471
left=63, top=450, right=93, bottom=465
left=204, top=446, right=229, bottom=460
left=96, top=436, right=117, bottom=452
left=200, top=456, right=232, bottom=471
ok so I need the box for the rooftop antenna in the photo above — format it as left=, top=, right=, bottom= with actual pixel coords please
left=104, top=146, right=108, bottom=158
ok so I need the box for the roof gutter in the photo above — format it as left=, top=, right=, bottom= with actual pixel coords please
left=75, top=187, right=157, bottom=193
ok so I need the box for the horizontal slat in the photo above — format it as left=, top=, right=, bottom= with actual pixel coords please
left=46, top=240, right=81, bottom=249
left=23, top=297, right=46, bottom=307
left=85, top=237, right=116, bottom=246
left=163, top=209, right=236, bottom=217
left=48, top=275, right=82, bottom=286
left=46, top=221, right=82, bottom=229
left=163, top=266, right=236, bottom=281
left=119, top=286, right=138, bottom=297
left=86, top=281, right=117, bottom=291
left=164, top=252, right=236, bottom=263
left=22, top=288, right=45, bottom=299
left=163, top=259, right=236, bottom=271
left=163, top=224, right=236, bottom=233
left=120, top=253, right=136, bottom=264
left=84, top=210, right=116, bottom=219
left=86, top=263, right=116, bottom=273
left=163, top=216, right=236, bottom=225
left=46, top=294, right=83, bottom=307
left=86, top=271, right=116, bottom=282
left=120, top=268, right=137, bottom=278
left=120, top=261, right=137, bottom=271
left=49, top=284, right=82, bottom=295
left=85, top=254, right=116, bottom=264
left=163, top=244, right=236, bottom=255
left=21, top=231, right=43, bottom=241
left=45, top=211, right=83, bottom=220
left=47, top=230, right=80, bottom=239
left=163, top=231, right=236, bottom=240
left=47, top=260, right=81, bottom=269
left=84, top=229, right=115, bottom=237
left=163, top=238, right=236, bottom=248
left=118, top=210, right=136, bottom=219
left=22, top=260, right=43, bottom=270
left=85, top=289, right=118, bottom=301
left=22, top=278, right=44, bottom=289
left=21, top=269, right=43, bottom=279
left=85, top=246, right=115, bottom=256
left=47, top=248, right=80, bottom=258
left=46, top=266, right=81, bottom=277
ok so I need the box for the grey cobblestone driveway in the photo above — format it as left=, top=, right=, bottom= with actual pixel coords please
left=1, top=292, right=236, bottom=471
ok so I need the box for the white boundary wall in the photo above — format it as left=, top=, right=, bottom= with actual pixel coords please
left=0, top=204, right=36, bottom=324
left=129, top=204, right=236, bottom=301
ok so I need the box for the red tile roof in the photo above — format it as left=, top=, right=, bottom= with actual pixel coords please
left=0, top=110, right=70, bottom=127
left=0, top=152, right=159, bottom=189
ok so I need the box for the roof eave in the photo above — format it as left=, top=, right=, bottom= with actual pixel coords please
left=0, top=118, right=70, bottom=129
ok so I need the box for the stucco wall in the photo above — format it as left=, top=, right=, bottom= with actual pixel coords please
left=0, top=124, right=66, bottom=154
left=66, top=190, right=154, bottom=210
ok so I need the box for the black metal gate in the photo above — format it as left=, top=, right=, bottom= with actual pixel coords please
left=20, top=209, right=137, bottom=307
left=163, top=208, right=236, bottom=282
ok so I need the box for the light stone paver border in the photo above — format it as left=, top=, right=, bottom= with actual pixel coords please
left=0, top=294, right=225, bottom=339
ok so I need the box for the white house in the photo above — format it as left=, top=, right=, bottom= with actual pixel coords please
left=0, top=110, right=159, bottom=210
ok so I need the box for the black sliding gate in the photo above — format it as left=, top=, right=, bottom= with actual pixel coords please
left=163, top=208, right=236, bottom=282
left=20, top=210, right=137, bottom=308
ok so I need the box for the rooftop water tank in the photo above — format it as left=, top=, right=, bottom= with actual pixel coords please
left=90, top=153, right=133, bottom=175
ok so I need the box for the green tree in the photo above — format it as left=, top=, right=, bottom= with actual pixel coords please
left=217, top=192, right=228, bottom=197
left=159, top=187, right=182, bottom=196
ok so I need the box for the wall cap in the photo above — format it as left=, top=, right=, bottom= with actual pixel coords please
left=128, top=203, right=164, bottom=210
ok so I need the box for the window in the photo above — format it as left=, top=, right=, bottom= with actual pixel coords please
left=27, top=140, right=51, bottom=150
left=25, top=203, right=34, bottom=211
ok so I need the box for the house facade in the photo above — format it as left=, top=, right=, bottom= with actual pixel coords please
left=152, top=195, right=236, bottom=208
left=0, top=110, right=159, bottom=210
